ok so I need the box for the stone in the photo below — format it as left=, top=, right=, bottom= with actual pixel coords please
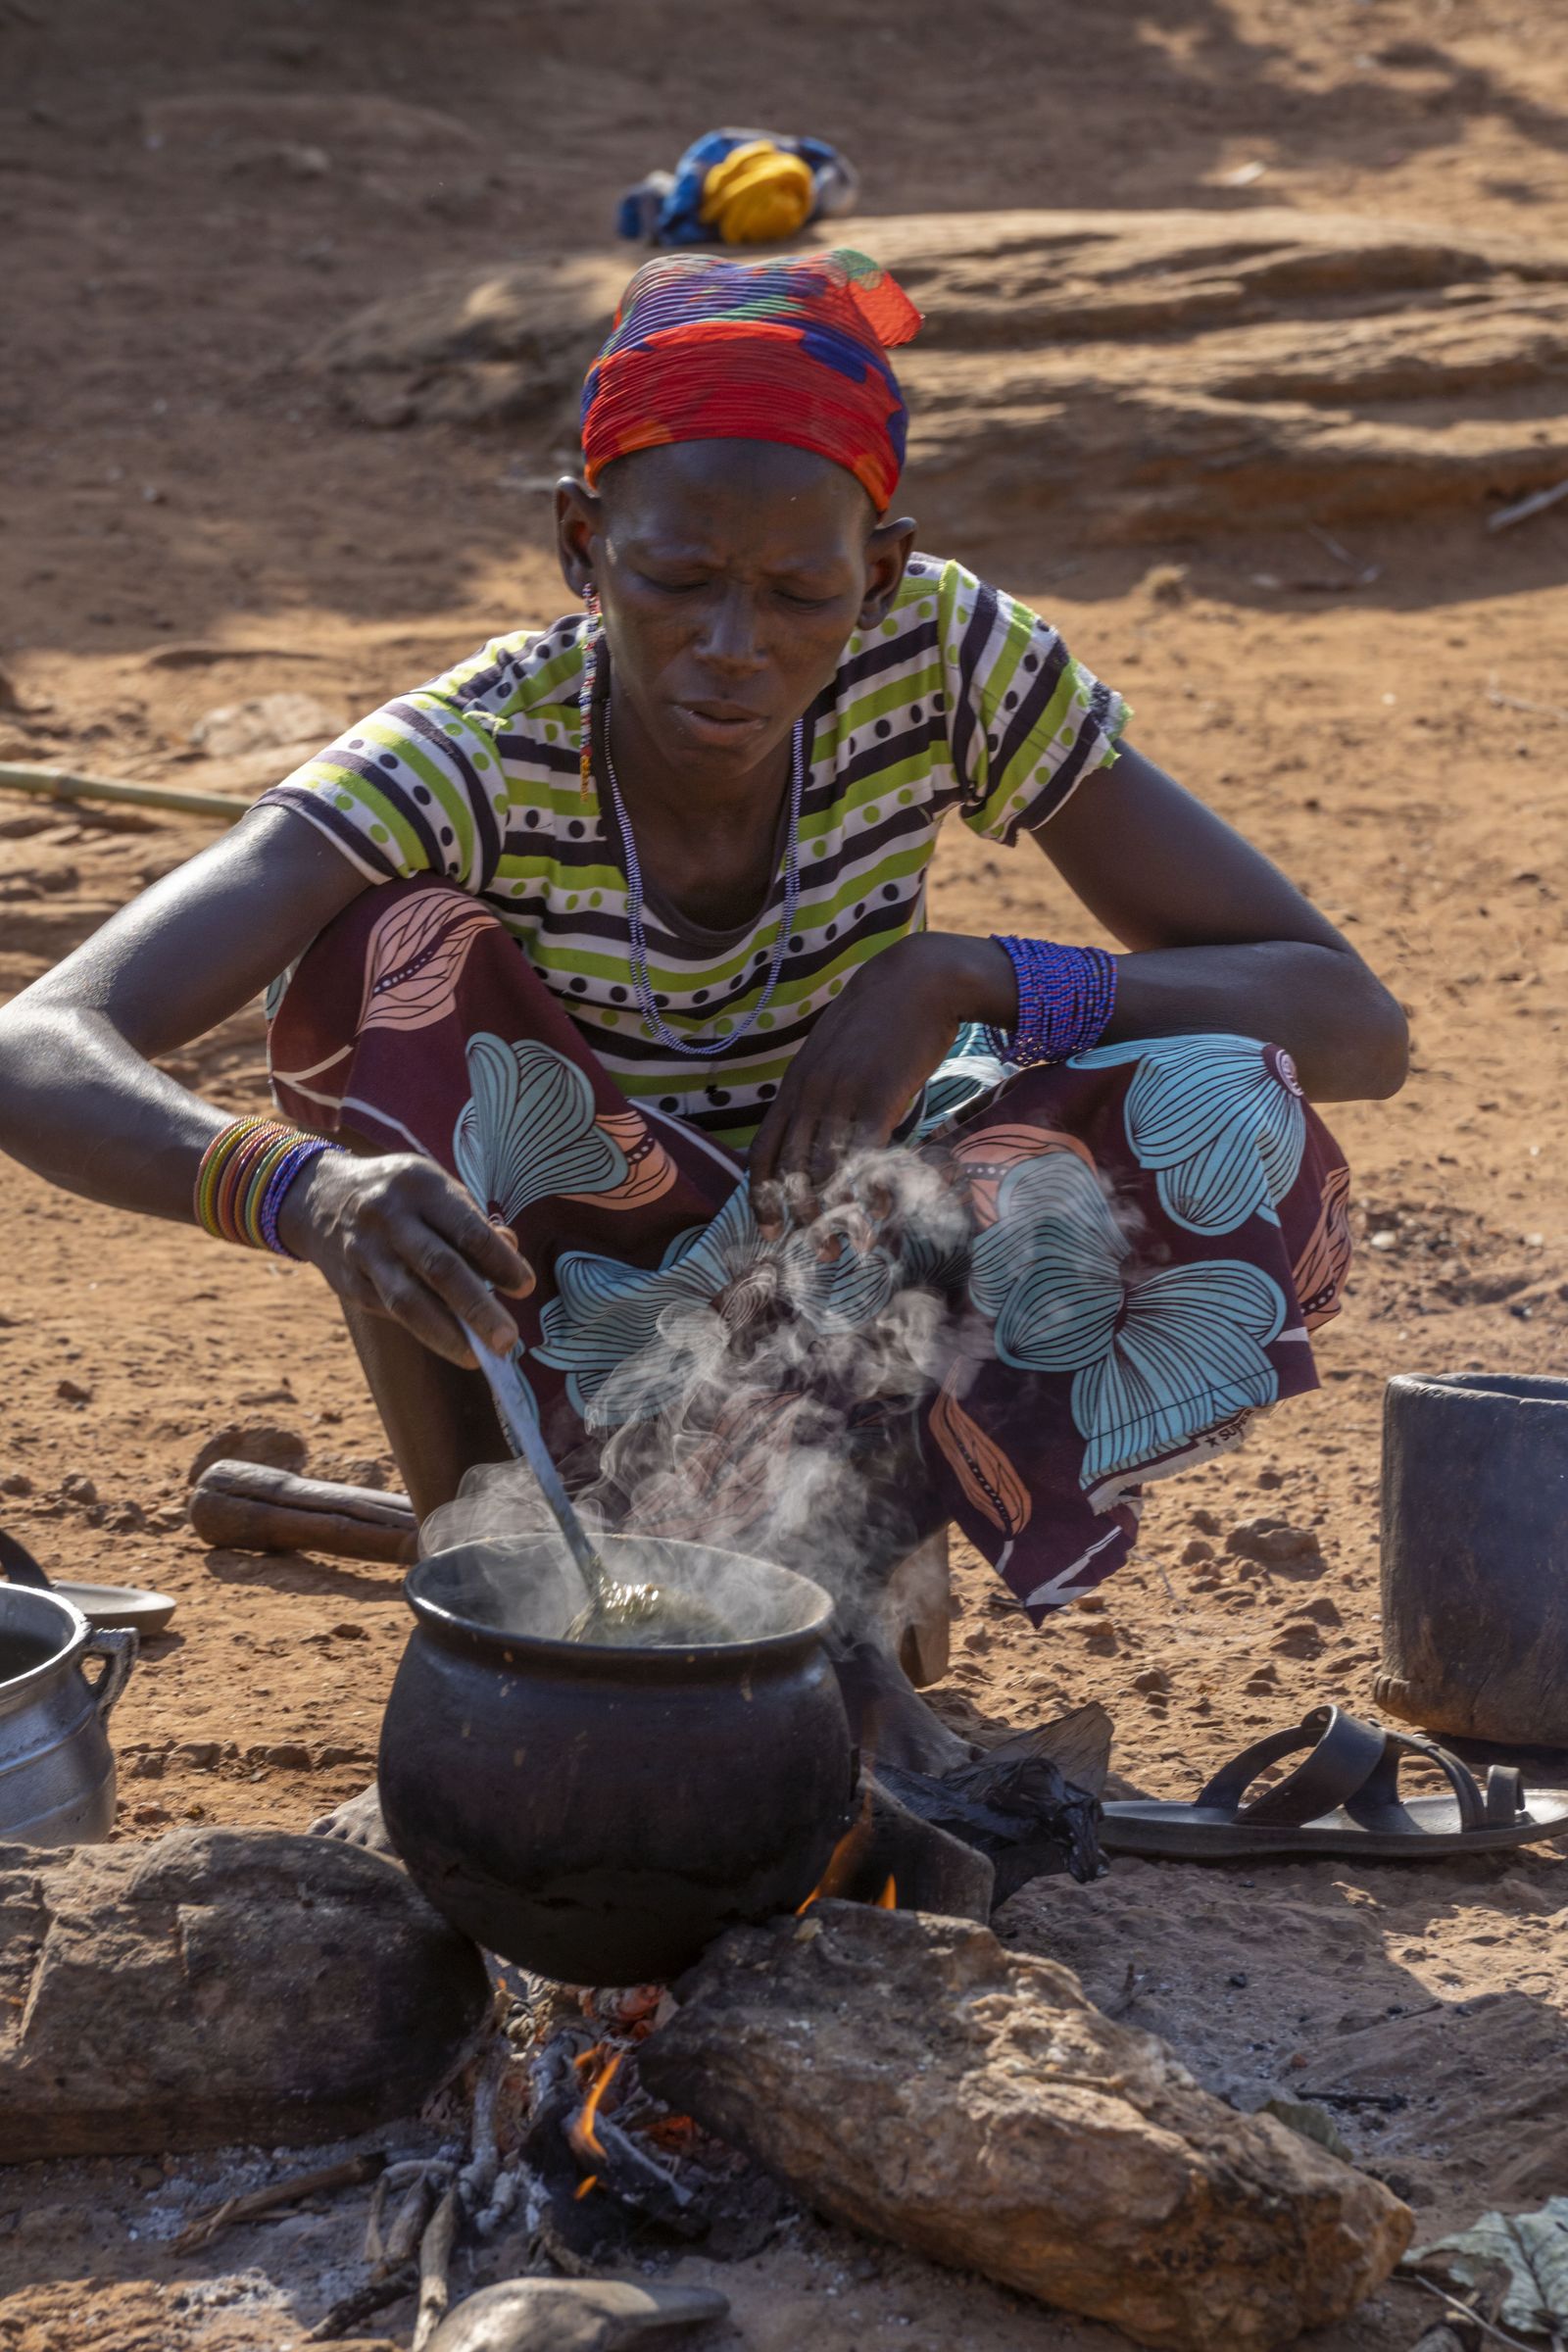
left=0, top=1828, right=490, bottom=2160
left=424, top=2278, right=730, bottom=2352
left=55, top=1379, right=90, bottom=1405
left=189, top=692, right=342, bottom=760
left=1227, top=1518, right=1326, bottom=1574
left=304, top=207, right=1568, bottom=539
left=186, top=1423, right=308, bottom=1484
left=302, top=252, right=622, bottom=431
left=641, top=1905, right=1411, bottom=2352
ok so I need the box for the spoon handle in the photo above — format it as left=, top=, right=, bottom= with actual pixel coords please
left=459, top=1322, right=606, bottom=1602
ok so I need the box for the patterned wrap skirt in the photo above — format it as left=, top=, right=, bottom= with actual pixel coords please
left=269, top=881, right=1352, bottom=1623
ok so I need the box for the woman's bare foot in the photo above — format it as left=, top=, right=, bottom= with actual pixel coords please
left=310, top=1780, right=397, bottom=1856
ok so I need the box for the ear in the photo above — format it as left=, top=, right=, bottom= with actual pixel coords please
left=857, top=514, right=917, bottom=630
left=555, top=476, right=604, bottom=599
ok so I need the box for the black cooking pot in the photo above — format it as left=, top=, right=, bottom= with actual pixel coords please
left=379, top=1533, right=854, bottom=1985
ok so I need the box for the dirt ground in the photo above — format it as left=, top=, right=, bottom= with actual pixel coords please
left=4, top=1, right=1568, bottom=2346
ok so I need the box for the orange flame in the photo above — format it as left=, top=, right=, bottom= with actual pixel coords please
left=875, top=1875, right=897, bottom=1910
left=568, top=2049, right=623, bottom=2166
left=797, top=1772, right=875, bottom=1915
left=574, top=2174, right=599, bottom=2201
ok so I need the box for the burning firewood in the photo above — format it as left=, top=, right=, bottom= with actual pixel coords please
left=514, top=1979, right=789, bottom=2269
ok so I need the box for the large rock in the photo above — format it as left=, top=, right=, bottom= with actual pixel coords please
left=302, top=253, right=624, bottom=431
left=640, top=1903, right=1411, bottom=2352
left=302, top=207, right=1568, bottom=536
left=0, top=1829, right=491, bottom=2160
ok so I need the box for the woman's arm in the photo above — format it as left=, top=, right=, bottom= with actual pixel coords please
left=0, top=807, right=530, bottom=1362
left=748, top=740, right=1406, bottom=1223
left=1030, top=742, right=1408, bottom=1101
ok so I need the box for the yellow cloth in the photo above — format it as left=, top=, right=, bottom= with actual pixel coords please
left=699, top=140, right=814, bottom=245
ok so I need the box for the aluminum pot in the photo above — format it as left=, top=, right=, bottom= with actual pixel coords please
left=379, top=1534, right=854, bottom=1985
left=0, top=1585, right=137, bottom=1845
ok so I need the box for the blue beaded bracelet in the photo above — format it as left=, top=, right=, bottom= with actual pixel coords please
left=259, top=1135, right=342, bottom=1259
left=982, top=936, right=1118, bottom=1066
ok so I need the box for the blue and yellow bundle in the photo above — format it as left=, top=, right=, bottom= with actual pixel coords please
left=617, top=127, right=858, bottom=249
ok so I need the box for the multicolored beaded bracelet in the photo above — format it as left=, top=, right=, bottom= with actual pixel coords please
left=982, top=936, right=1118, bottom=1067
left=194, top=1117, right=342, bottom=1259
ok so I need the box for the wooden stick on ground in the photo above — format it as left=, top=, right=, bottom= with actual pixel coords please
left=1405, top=2276, right=1533, bottom=2352
left=0, top=760, right=248, bottom=823
left=305, top=2266, right=418, bottom=2343
left=173, top=2151, right=385, bottom=2254
left=411, top=2186, right=462, bottom=2352
left=1488, top=477, right=1568, bottom=533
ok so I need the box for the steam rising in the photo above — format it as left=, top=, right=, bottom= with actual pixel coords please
left=421, top=1149, right=974, bottom=1644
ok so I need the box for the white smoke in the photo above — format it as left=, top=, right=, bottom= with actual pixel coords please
left=420, top=1130, right=1159, bottom=1647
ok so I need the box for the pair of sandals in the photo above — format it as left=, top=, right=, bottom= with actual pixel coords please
left=1101, top=1703, right=1568, bottom=1860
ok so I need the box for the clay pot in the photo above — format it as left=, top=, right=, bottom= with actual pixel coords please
left=1377, top=1371, right=1568, bottom=1743
left=378, top=1535, right=855, bottom=1985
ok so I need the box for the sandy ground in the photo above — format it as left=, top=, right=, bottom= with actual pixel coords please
left=4, top=2, right=1568, bottom=2346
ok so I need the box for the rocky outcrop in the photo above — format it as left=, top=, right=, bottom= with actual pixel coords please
left=640, top=1902, right=1412, bottom=2352
left=0, top=1828, right=491, bottom=2160
left=300, top=207, right=1568, bottom=538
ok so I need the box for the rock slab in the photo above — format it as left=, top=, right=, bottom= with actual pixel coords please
left=303, top=207, right=1568, bottom=538
left=640, top=1903, right=1411, bottom=2352
left=0, top=1828, right=491, bottom=2161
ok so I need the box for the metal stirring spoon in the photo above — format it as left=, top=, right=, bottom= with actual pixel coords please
left=458, top=1319, right=610, bottom=1609
left=458, top=1325, right=733, bottom=1645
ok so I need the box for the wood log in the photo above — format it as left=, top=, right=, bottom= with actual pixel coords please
left=189, top=1459, right=417, bottom=1563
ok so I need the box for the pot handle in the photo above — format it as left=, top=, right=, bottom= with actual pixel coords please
left=84, top=1627, right=138, bottom=1720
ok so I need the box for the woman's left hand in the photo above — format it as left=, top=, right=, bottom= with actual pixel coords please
left=747, top=930, right=1013, bottom=1234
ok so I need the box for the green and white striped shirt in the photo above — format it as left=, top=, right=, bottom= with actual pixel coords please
left=260, top=554, right=1127, bottom=1151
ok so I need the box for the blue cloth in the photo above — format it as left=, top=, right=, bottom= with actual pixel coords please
left=616, top=127, right=857, bottom=247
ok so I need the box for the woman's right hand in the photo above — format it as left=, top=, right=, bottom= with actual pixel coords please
left=276, top=1151, right=534, bottom=1367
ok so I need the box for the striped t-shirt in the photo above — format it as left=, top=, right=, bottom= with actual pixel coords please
left=260, top=554, right=1127, bottom=1151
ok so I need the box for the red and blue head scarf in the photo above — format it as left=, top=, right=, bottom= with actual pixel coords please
left=580, top=248, right=921, bottom=514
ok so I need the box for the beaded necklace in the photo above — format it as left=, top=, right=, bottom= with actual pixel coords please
left=601, top=698, right=806, bottom=1060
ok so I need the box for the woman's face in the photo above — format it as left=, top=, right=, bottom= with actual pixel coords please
left=557, top=440, right=914, bottom=788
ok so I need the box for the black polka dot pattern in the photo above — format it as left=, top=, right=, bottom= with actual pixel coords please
left=265, top=555, right=1123, bottom=1157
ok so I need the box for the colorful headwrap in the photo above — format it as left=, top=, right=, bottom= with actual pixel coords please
left=580, top=248, right=922, bottom=514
